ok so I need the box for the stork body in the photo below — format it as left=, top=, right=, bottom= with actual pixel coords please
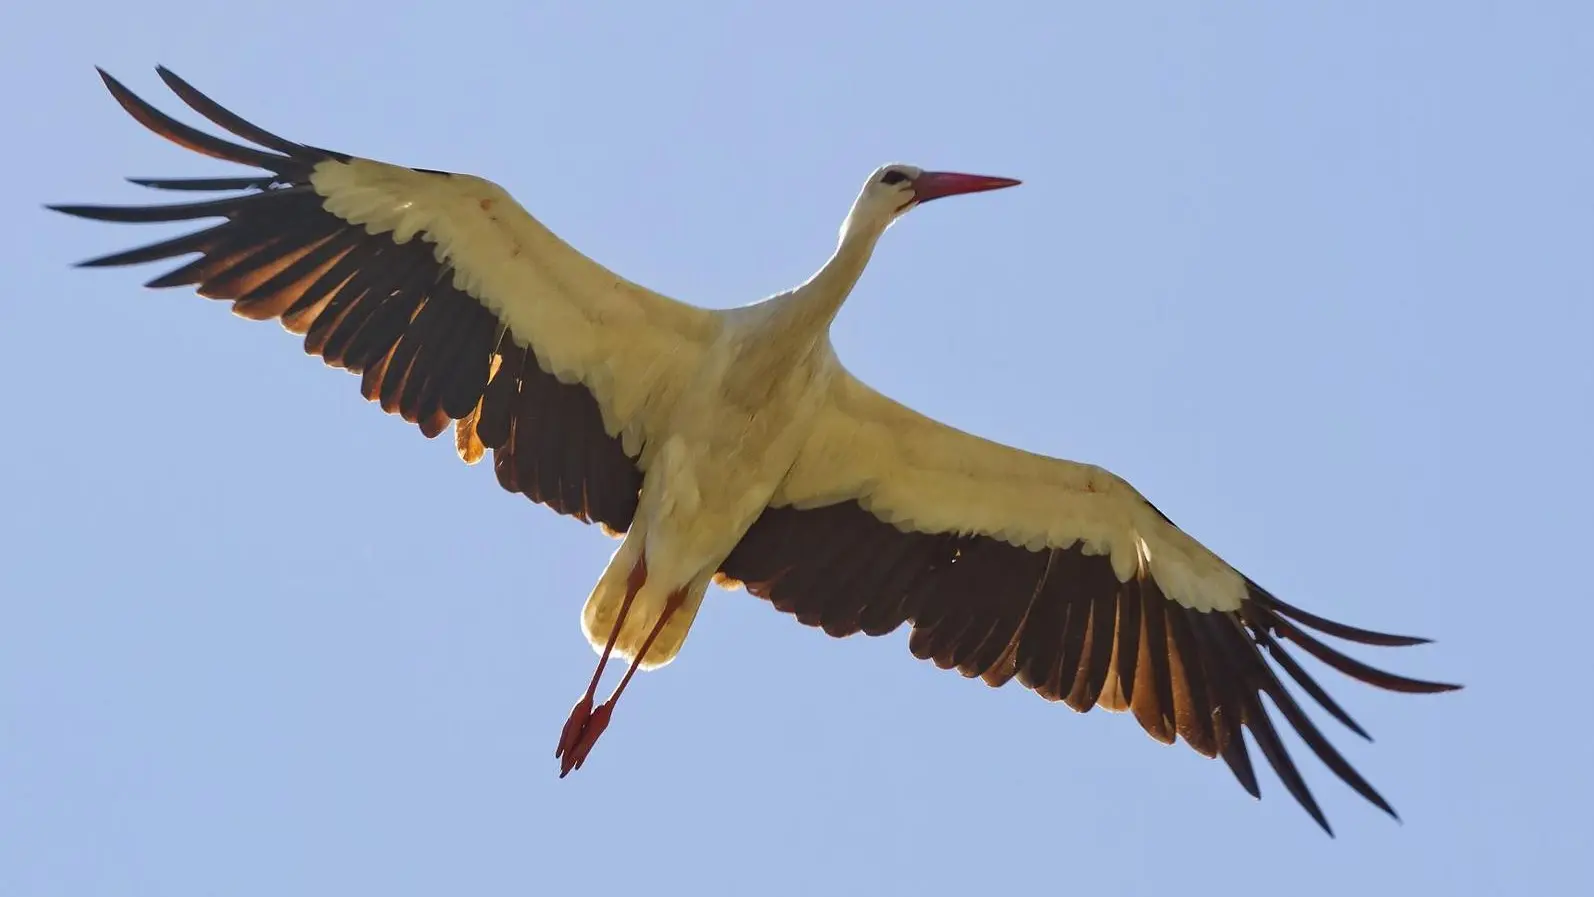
left=563, top=206, right=930, bottom=763
left=598, top=311, right=827, bottom=666
left=588, top=199, right=903, bottom=672
left=51, top=68, right=1459, bottom=833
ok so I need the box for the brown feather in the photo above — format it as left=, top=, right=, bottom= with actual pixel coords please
left=720, top=498, right=1452, bottom=834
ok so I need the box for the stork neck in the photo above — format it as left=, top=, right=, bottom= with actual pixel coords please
left=785, top=216, right=886, bottom=334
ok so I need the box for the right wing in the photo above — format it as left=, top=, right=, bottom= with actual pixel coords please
left=720, top=355, right=1459, bottom=833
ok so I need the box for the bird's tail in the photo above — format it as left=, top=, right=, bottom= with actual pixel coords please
left=581, top=549, right=706, bottom=671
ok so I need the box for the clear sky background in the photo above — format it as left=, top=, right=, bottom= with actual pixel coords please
left=2, top=2, right=1589, bottom=895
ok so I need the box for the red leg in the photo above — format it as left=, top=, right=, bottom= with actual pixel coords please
left=557, top=586, right=687, bottom=777
left=555, top=555, right=647, bottom=765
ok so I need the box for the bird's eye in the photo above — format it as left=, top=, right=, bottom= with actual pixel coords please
left=880, top=170, right=910, bottom=186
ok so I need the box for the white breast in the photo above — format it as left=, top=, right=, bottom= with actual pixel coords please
left=635, top=303, right=838, bottom=583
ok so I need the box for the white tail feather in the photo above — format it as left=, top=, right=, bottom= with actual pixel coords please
left=580, top=555, right=707, bottom=671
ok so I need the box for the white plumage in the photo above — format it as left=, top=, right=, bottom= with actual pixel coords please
left=774, top=364, right=1247, bottom=612
left=51, top=67, right=1458, bottom=835
left=312, top=158, right=718, bottom=461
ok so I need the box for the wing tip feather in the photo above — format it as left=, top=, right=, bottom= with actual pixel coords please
left=1248, top=581, right=1438, bottom=648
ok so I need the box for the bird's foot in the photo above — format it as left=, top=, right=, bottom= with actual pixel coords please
left=555, top=694, right=593, bottom=763
left=556, top=697, right=613, bottom=777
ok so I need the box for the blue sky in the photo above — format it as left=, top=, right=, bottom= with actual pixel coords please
left=2, top=1, right=1590, bottom=894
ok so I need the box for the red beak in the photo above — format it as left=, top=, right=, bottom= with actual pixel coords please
left=912, top=171, right=1022, bottom=204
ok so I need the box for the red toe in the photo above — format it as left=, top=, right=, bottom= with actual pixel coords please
left=555, top=695, right=594, bottom=760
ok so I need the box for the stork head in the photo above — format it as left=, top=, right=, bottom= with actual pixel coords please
left=843, top=163, right=1021, bottom=238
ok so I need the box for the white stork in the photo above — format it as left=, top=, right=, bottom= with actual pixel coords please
left=51, top=68, right=1458, bottom=834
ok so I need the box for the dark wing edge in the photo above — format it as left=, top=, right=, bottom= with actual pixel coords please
left=717, top=500, right=1460, bottom=836
left=48, top=67, right=641, bottom=532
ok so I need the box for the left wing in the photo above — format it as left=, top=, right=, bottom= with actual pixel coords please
left=50, top=68, right=723, bottom=533
left=719, top=352, right=1458, bottom=834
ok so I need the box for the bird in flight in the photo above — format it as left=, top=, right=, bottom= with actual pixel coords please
left=51, top=67, right=1459, bottom=834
